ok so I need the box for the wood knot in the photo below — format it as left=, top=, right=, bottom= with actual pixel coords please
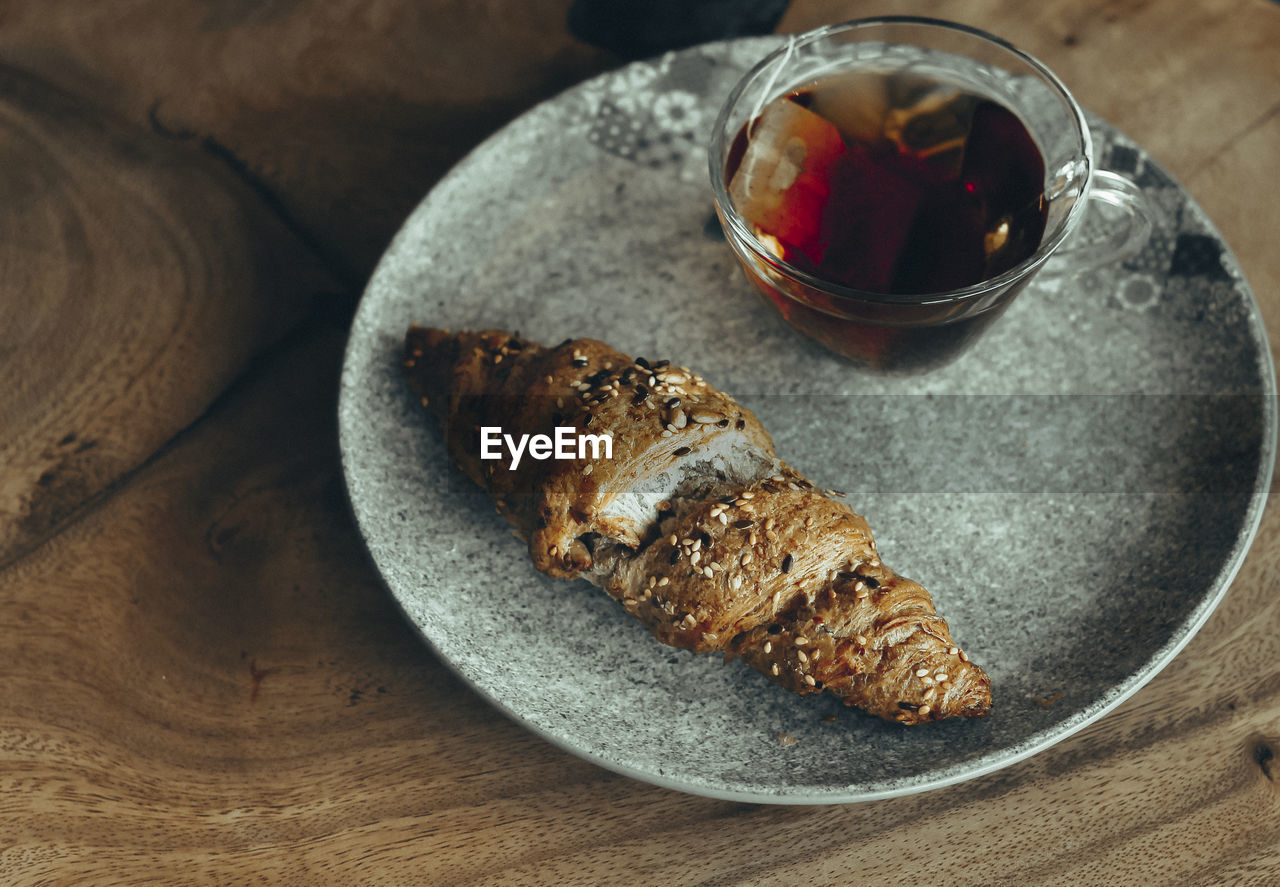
left=1254, top=739, right=1275, bottom=782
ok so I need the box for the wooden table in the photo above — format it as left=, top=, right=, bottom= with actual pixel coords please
left=3, top=1, right=1278, bottom=883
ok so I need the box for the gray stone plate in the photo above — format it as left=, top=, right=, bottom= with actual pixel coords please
left=339, top=38, right=1276, bottom=803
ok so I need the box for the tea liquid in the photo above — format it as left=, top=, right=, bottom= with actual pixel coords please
left=726, top=68, right=1048, bottom=296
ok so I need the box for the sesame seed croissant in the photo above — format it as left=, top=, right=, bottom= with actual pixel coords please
left=404, top=326, right=991, bottom=724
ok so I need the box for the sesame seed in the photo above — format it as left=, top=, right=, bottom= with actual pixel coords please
left=748, top=532, right=758, bottom=545
left=763, top=517, right=775, bottom=530
left=794, top=636, right=808, bottom=646
left=917, top=704, right=932, bottom=716
left=668, top=548, right=680, bottom=565
left=718, top=512, right=728, bottom=525
left=702, top=566, right=714, bottom=578
left=811, top=649, right=821, bottom=661
left=673, top=446, right=692, bottom=456
left=733, top=519, right=753, bottom=529
left=959, top=651, right=969, bottom=662
left=661, top=430, right=673, bottom=438
left=658, top=577, right=669, bottom=587
left=671, top=409, right=688, bottom=429
left=690, top=551, right=701, bottom=565
left=710, top=561, right=723, bottom=571
left=583, top=464, right=593, bottom=475
left=915, top=668, right=930, bottom=678
left=797, top=650, right=809, bottom=664
left=949, top=646, right=958, bottom=655
left=855, top=635, right=867, bottom=645
left=935, top=672, right=949, bottom=683
left=763, top=641, right=772, bottom=654
left=771, top=663, right=780, bottom=676
left=923, top=687, right=937, bottom=701
left=740, top=553, right=753, bottom=566
left=669, top=534, right=678, bottom=546
left=804, top=675, right=816, bottom=687
left=420, top=396, right=429, bottom=407
left=690, top=409, right=719, bottom=424
left=781, top=553, right=794, bottom=574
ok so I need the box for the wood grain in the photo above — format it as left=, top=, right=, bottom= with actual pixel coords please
left=0, top=0, right=613, bottom=279
left=0, top=65, right=336, bottom=568
left=1, top=0, right=1279, bottom=884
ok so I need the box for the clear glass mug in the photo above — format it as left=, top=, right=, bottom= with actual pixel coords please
left=709, top=17, right=1152, bottom=374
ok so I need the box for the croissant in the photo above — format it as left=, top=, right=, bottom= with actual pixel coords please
left=403, top=326, right=991, bottom=724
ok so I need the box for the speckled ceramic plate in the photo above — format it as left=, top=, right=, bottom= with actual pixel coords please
left=339, top=38, right=1276, bottom=803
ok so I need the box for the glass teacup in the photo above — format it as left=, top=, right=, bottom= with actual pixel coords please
left=709, top=17, right=1151, bottom=373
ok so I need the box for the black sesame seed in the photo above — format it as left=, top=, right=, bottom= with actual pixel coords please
left=585, top=369, right=610, bottom=386
left=583, top=414, right=594, bottom=426
left=699, top=530, right=713, bottom=547
left=635, top=356, right=650, bottom=369
left=898, top=701, right=920, bottom=711
left=781, top=553, right=794, bottom=574
left=669, top=548, right=680, bottom=565
left=733, top=519, right=753, bottom=529
left=673, top=446, right=692, bottom=456
left=652, top=360, right=670, bottom=369
left=736, top=418, right=746, bottom=430
left=665, top=397, right=681, bottom=408
left=717, top=418, right=730, bottom=427
left=767, top=623, right=782, bottom=635
left=632, top=386, right=649, bottom=404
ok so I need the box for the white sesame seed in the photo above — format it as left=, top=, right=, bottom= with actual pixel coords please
left=949, top=646, right=959, bottom=656
left=803, top=675, right=816, bottom=687
left=795, top=636, right=808, bottom=646
left=583, top=464, right=593, bottom=475
left=764, top=641, right=773, bottom=654
left=917, top=704, right=932, bottom=716
left=959, top=651, right=969, bottom=662
left=703, top=566, right=714, bottom=578
left=915, top=668, right=930, bottom=678
left=923, top=687, right=937, bottom=701
left=718, top=513, right=728, bottom=525
left=731, top=575, right=742, bottom=590
left=669, top=534, right=678, bottom=546
left=797, top=650, right=809, bottom=664
left=855, top=635, right=867, bottom=645
left=935, top=672, right=949, bottom=683
left=771, top=663, right=780, bottom=676
left=658, top=577, right=669, bottom=587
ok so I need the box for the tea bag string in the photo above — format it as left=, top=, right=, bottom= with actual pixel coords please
left=747, top=34, right=796, bottom=139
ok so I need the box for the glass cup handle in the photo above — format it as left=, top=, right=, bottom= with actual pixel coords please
left=1046, top=169, right=1154, bottom=278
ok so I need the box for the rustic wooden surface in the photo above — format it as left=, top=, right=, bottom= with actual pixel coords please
left=1, top=0, right=1278, bottom=884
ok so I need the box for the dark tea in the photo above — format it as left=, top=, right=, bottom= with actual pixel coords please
left=722, top=67, right=1050, bottom=371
